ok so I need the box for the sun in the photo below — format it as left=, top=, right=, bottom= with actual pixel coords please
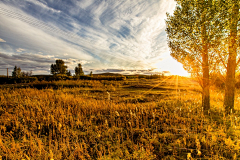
left=153, top=56, right=190, bottom=77
left=168, top=65, right=190, bottom=77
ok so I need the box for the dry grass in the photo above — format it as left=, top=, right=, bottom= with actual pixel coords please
left=0, top=77, right=240, bottom=159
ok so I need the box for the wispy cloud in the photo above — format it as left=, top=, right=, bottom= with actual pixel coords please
left=0, top=0, right=178, bottom=75
left=16, top=48, right=25, bottom=52
left=0, top=38, right=6, bottom=42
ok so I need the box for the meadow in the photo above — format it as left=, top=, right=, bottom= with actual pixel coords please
left=0, top=76, right=240, bottom=159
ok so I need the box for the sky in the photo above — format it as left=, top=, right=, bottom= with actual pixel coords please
left=0, top=0, right=189, bottom=76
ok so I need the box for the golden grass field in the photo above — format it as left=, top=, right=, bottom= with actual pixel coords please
left=0, top=76, right=240, bottom=159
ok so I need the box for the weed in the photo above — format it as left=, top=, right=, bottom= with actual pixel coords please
left=0, top=78, right=239, bottom=159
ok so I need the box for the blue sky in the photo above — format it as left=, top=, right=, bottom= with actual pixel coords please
left=0, top=0, right=188, bottom=76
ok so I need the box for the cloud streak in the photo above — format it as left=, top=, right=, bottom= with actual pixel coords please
left=0, top=0, right=182, bottom=75
left=0, top=38, right=6, bottom=42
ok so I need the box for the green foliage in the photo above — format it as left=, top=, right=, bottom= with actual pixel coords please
left=12, top=66, right=22, bottom=78
left=166, top=0, right=240, bottom=113
left=165, top=0, right=229, bottom=111
left=166, top=0, right=222, bottom=77
left=66, top=70, right=71, bottom=76
left=223, top=0, right=240, bottom=113
left=75, top=63, right=84, bottom=76
left=50, top=59, right=68, bottom=75
left=21, top=71, right=32, bottom=77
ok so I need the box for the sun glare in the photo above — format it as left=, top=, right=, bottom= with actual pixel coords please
left=169, top=66, right=189, bottom=77
left=154, top=56, right=190, bottom=77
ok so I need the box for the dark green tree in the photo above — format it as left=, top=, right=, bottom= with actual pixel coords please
left=22, top=71, right=32, bottom=77
left=75, top=63, right=84, bottom=76
left=12, top=66, right=22, bottom=78
left=50, top=59, right=68, bottom=75
left=66, top=70, right=71, bottom=76
left=90, top=71, right=93, bottom=77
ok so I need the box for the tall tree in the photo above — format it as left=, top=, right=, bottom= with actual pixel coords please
left=166, top=0, right=220, bottom=112
left=200, top=1, right=210, bottom=112
left=75, top=63, right=84, bottom=76
left=223, top=0, right=240, bottom=114
left=50, top=59, right=68, bottom=75
left=12, top=66, right=22, bottom=78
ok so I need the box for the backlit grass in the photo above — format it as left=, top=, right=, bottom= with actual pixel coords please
left=0, top=77, right=240, bottom=159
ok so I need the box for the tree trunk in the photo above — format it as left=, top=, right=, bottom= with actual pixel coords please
left=224, top=2, right=239, bottom=114
left=202, top=45, right=210, bottom=113
left=201, top=10, right=210, bottom=113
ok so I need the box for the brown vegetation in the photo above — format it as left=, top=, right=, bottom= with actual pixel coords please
left=0, top=77, right=240, bottom=159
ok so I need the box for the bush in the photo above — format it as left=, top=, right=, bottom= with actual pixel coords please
left=73, top=75, right=126, bottom=81
left=0, top=77, right=38, bottom=84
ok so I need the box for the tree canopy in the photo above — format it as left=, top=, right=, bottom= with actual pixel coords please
left=222, top=0, right=240, bottom=114
left=166, top=0, right=219, bottom=112
left=50, top=59, right=68, bottom=75
left=12, top=66, right=21, bottom=78
left=166, top=0, right=240, bottom=114
left=75, top=63, right=84, bottom=76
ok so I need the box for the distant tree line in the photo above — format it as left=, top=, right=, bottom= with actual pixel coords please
left=12, top=66, right=32, bottom=78
left=50, top=59, right=85, bottom=77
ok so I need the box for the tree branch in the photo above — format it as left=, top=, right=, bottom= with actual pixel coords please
left=216, top=51, right=227, bottom=70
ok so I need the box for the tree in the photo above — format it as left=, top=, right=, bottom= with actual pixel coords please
left=50, top=64, right=57, bottom=75
left=166, top=0, right=221, bottom=113
left=208, top=1, right=240, bottom=114
left=12, top=66, right=22, bottom=78
left=75, top=63, right=84, bottom=76
left=50, top=59, right=67, bottom=75
left=66, top=70, right=71, bottom=76
left=223, top=0, right=240, bottom=114
left=90, top=71, right=93, bottom=77
left=22, top=71, right=32, bottom=77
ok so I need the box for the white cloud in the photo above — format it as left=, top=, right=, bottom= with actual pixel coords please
left=25, top=0, right=61, bottom=13
left=0, top=12, right=93, bottom=61
left=0, top=38, right=6, bottom=42
left=16, top=48, right=25, bottom=52
left=76, top=0, right=94, bottom=10
left=0, top=0, right=179, bottom=75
